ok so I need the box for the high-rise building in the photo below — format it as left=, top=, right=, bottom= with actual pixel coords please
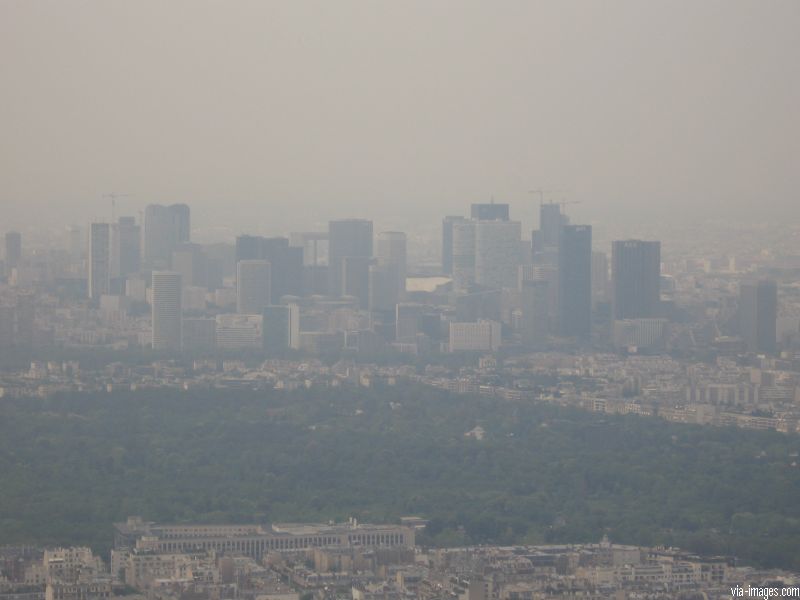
left=470, top=203, right=509, bottom=221
left=151, top=271, right=182, bottom=351
left=376, top=231, right=407, bottom=293
left=396, top=303, right=425, bottom=342
left=4, top=231, right=22, bottom=273
left=237, top=260, right=271, bottom=315
left=116, top=216, right=141, bottom=278
left=740, top=279, right=777, bottom=354
left=558, top=225, right=592, bottom=338
left=538, top=203, right=568, bottom=248
left=611, top=240, right=661, bottom=319
left=88, top=223, right=111, bottom=300
left=520, top=279, right=549, bottom=346
left=328, top=219, right=373, bottom=297
left=368, top=264, right=400, bottom=313
left=236, top=236, right=303, bottom=302
left=442, top=216, right=467, bottom=275
left=143, top=204, right=191, bottom=269
left=263, top=304, right=300, bottom=352
left=474, top=220, right=521, bottom=290
left=342, top=255, right=372, bottom=309
left=452, top=220, right=476, bottom=292
left=172, top=243, right=208, bottom=289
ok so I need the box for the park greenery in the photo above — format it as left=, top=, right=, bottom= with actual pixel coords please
left=1, top=384, right=800, bottom=569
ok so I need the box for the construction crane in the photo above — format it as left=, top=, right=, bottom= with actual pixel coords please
left=528, top=189, right=572, bottom=207
left=102, top=192, right=131, bottom=222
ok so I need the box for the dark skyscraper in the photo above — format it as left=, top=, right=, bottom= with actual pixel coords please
left=143, top=204, right=191, bottom=269
left=235, top=235, right=303, bottom=303
left=441, top=216, right=466, bottom=275
left=470, top=203, right=509, bottom=221
left=739, top=279, right=777, bottom=354
left=538, top=203, right=568, bottom=248
left=558, top=225, right=592, bottom=338
left=328, top=219, right=373, bottom=297
left=611, top=240, right=661, bottom=319
left=116, top=216, right=141, bottom=278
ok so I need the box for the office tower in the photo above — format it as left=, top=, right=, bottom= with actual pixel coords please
left=143, top=204, right=191, bottom=269
left=612, top=240, right=661, bottom=319
left=342, top=255, right=372, bottom=308
left=235, top=235, right=303, bottom=301
left=740, top=279, right=777, bottom=354
left=558, top=225, right=592, bottom=338
left=474, top=220, right=521, bottom=290
left=237, top=260, right=271, bottom=315
left=591, top=251, right=609, bottom=307
left=116, top=216, right=141, bottom=278
left=442, top=216, right=467, bottom=275
left=396, top=303, right=424, bottom=342
left=470, top=203, right=509, bottom=221
left=328, top=219, right=373, bottom=297
left=4, top=231, right=22, bottom=272
left=369, top=264, right=400, bottom=313
left=263, top=304, right=300, bottom=352
left=172, top=243, right=208, bottom=288
left=539, top=203, right=568, bottom=248
left=520, top=279, right=549, bottom=346
left=452, top=220, right=476, bottom=292
left=88, top=223, right=111, bottom=300
left=376, top=231, right=407, bottom=292
left=151, top=271, right=182, bottom=351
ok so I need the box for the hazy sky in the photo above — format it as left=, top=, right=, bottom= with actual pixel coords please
left=1, top=1, right=799, bottom=238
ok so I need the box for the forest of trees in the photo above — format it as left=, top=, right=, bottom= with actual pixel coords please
left=1, top=384, right=800, bottom=569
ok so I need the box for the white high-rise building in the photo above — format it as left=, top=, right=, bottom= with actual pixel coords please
left=474, top=220, right=521, bottom=290
left=89, top=223, right=111, bottom=300
left=237, top=260, right=271, bottom=315
left=151, top=271, right=182, bottom=351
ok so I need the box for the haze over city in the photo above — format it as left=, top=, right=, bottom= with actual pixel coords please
left=2, top=0, right=799, bottom=237
left=5, top=3, right=800, bottom=599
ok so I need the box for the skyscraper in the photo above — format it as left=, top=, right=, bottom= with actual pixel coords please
left=263, top=304, right=300, bottom=352
left=172, top=243, right=208, bottom=289
left=739, top=279, right=777, bottom=354
left=452, top=220, right=476, bottom=292
left=441, top=216, right=467, bottom=275
left=342, top=255, right=372, bottom=308
left=143, top=204, right=191, bottom=269
left=88, top=223, right=111, bottom=300
left=611, top=240, right=661, bottom=319
left=237, top=260, right=271, bottom=315
left=376, top=231, right=407, bottom=293
left=538, top=203, right=568, bottom=248
left=520, top=278, right=549, bottom=346
left=474, top=220, right=522, bottom=290
left=558, top=225, right=592, bottom=338
left=151, top=271, right=182, bottom=351
left=470, top=203, right=509, bottom=221
left=116, top=216, right=141, bottom=278
left=236, top=235, right=304, bottom=301
left=328, top=219, right=373, bottom=297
